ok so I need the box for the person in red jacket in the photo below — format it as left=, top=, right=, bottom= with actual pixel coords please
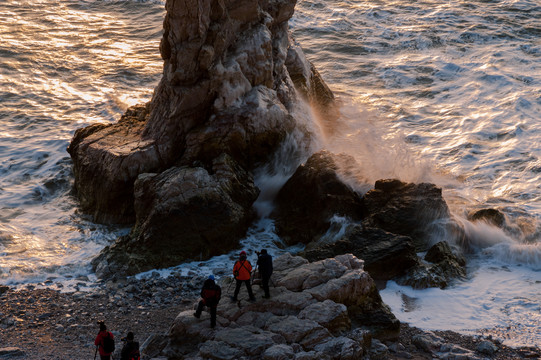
left=232, top=251, right=256, bottom=302
left=94, top=321, right=115, bottom=360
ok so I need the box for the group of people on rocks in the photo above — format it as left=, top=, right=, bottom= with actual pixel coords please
left=93, top=249, right=273, bottom=357
left=194, top=248, right=274, bottom=328
left=94, top=321, right=140, bottom=360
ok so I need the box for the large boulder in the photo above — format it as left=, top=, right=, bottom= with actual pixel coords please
left=91, top=154, right=259, bottom=278
left=159, top=254, right=398, bottom=359
left=273, top=150, right=365, bottom=245
left=68, top=0, right=337, bottom=226
left=362, top=179, right=452, bottom=250
left=303, top=225, right=419, bottom=281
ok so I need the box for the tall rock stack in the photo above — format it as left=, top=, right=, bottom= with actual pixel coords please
left=67, top=0, right=337, bottom=278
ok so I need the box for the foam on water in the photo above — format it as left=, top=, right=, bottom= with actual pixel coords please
left=381, top=258, right=541, bottom=347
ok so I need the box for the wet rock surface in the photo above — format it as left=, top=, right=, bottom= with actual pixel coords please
left=273, top=150, right=365, bottom=245
left=362, top=179, right=451, bottom=251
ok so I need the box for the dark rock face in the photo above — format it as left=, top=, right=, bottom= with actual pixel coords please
left=303, top=225, right=419, bottom=281
left=92, top=154, right=259, bottom=279
left=273, top=150, right=365, bottom=245
left=362, top=179, right=451, bottom=250
left=397, top=241, right=466, bottom=289
left=67, top=104, right=154, bottom=224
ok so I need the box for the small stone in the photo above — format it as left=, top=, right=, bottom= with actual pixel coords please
left=476, top=340, right=498, bottom=355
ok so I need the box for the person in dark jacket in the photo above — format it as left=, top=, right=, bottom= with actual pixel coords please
left=194, top=275, right=222, bottom=328
left=120, top=332, right=140, bottom=360
left=256, top=249, right=273, bottom=298
left=232, top=251, right=256, bottom=302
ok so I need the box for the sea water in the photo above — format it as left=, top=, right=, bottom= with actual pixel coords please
left=0, top=0, right=539, bottom=348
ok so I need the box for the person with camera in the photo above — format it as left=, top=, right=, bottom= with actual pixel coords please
left=94, top=321, right=115, bottom=360
left=231, top=250, right=256, bottom=302
left=256, top=249, right=273, bottom=299
left=120, top=331, right=140, bottom=360
left=193, top=275, right=222, bottom=328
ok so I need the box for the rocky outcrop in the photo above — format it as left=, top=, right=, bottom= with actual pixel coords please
left=362, top=179, right=451, bottom=251
left=273, top=151, right=365, bottom=245
left=92, top=154, right=259, bottom=279
left=396, top=241, right=466, bottom=289
left=68, top=0, right=335, bottom=226
left=68, top=0, right=341, bottom=277
left=303, top=225, right=419, bottom=281
left=150, top=254, right=398, bottom=359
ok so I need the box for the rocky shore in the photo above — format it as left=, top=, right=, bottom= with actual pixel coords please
left=0, top=271, right=539, bottom=360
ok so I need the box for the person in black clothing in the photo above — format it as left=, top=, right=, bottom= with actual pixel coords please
left=256, top=249, right=273, bottom=298
left=194, top=275, right=222, bottom=328
left=120, top=332, right=140, bottom=360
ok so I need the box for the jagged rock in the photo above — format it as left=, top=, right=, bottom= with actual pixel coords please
left=273, top=150, right=365, bottom=245
left=158, top=254, right=397, bottom=358
left=91, top=154, right=259, bottom=278
left=68, top=0, right=337, bottom=227
left=303, top=225, right=419, bottom=280
left=397, top=241, right=466, bottom=289
left=67, top=104, right=154, bottom=224
left=362, top=179, right=452, bottom=250
left=285, top=39, right=339, bottom=135
left=312, top=336, right=363, bottom=360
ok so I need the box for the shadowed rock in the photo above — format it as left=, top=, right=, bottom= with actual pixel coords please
left=273, top=150, right=365, bottom=245
left=92, top=154, right=259, bottom=278
left=303, top=225, right=419, bottom=281
left=362, top=179, right=451, bottom=250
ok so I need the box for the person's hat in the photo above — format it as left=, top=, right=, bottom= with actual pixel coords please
left=261, top=249, right=267, bottom=254
left=240, top=251, right=246, bottom=256
left=208, top=275, right=215, bottom=281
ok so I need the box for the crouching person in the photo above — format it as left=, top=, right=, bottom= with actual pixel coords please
left=194, top=275, right=221, bottom=328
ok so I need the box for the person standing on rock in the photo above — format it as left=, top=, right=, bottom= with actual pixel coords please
left=232, top=251, right=256, bottom=302
left=94, top=321, right=115, bottom=360
left=256, top=249, right=273, bottom=299
left=194, top=275, right=222, bottom=328
left=120, top=331, right=140, bottom=360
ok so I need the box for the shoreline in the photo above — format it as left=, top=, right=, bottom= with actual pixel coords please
left=1, top=280, right=539, bottom=360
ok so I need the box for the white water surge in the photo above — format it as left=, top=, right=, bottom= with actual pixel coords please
left=0, top=0, right=540, bottom=348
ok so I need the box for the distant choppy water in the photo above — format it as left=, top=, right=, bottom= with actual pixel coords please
left=0, top=0, right=539, bottom=348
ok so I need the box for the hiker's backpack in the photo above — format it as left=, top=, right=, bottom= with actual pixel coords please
left=129, top=348, right=141, bottom=360
left=103, top=332, right=115, bottom=353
